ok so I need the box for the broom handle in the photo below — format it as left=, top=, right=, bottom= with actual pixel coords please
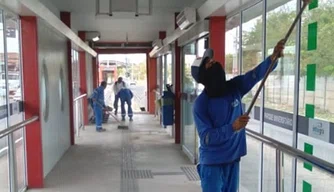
left=245, top=1, right=310, bottom=115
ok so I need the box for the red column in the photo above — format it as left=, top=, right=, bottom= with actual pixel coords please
left=60, top=12, right=75, bottom=145
left=21, top=16, right=44, bottom=188
left=174, top=13, right=181, bottom=144
left=209, top=16, right=226, bottom=67
left=159, top=31, right=166, bottom=39
left=78, top=31, right=89, bottom=125
left=147, top=57, right=157, bottom=114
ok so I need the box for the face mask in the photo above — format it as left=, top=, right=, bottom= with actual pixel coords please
left=199, top=62, right=229, bottom=98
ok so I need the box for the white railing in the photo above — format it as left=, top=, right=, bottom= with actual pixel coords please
left=73, top=94, right=87, bottom=137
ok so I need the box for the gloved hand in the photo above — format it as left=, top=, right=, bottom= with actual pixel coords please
left=232, top=115, right=250, bottom=131
left=271, top=39, right=285, bottom=60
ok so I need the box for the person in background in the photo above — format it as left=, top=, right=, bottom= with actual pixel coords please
left=113, top=77, right=126, bottom=115
left=118, top=87, right=134, bottom=121
left=191, top=40, right=285, bottom=192
left=92, top=81, right=107, bottom=132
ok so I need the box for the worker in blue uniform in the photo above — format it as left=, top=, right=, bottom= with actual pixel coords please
left=191, top=40, right=285, bottom=192
left=118, top=88, right=134, bottom=121
left=92, top=81, right=107, bottom=132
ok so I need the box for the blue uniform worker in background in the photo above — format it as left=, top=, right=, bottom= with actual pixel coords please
left=191, top=40, right=285, bottom=192
left=92, top=81, right=107, bottom=132
left=118, top=88, right=133, bottom=121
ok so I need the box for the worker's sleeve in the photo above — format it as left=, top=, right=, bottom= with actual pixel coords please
left=231, top=56, right=278, bottom=97
left=194, top=108, right=235, bottom=146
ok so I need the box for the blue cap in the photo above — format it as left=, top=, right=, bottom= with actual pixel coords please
left=191, top=48, right=214, bottom=83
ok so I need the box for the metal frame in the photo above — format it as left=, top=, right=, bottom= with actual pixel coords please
left=291, top=0, right=302, bottom=191
left=246, top=129, right=334, bottom=174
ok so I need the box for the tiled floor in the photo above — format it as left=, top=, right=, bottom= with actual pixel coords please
left=28, top=114, right=201, bottom=192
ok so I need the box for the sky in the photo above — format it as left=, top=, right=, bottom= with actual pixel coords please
left=98, top=54, right=147, bottom=64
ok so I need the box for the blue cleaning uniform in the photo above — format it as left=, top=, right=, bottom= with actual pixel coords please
left=92, top=86, right=105, bottom=130
left=194, top=57, right=277, bottom=192
left=118, top=88, right=133, bottom=119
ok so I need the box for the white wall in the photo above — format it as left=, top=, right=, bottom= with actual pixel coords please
left=37, top=18, right=71, bottom=177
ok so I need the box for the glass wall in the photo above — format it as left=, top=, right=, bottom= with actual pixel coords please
left=0, top=9, right=9, bottom=192
left=297, top=0, right=334, bottom=191
left=166, top=54, right=172, bottom=85
left=225, top=0, right=334, bottom=191
left=5, top=12, right=25, bottom=191
left=181, top=42, right=197, bottom=163
left=0, top=9, right=26, bottom=192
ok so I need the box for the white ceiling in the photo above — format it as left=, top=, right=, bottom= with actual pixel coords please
left=44, top=0, right=206, bottom=42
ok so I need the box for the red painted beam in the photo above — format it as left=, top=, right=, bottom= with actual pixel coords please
left=96, top=48, right=151, bottom=54
left=209, top=16, right=226, bottom=67
left=78, top=31, right=89, bottom=125
left=60, top=12, right=75, bottom=145
left=21, top=16, right=44, bottom=188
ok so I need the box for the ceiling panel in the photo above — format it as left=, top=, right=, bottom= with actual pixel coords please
left=45, top=0, right=200, bottom=42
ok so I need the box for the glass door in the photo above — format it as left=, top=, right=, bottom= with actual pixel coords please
left=181, top=42, right=197, bottom=163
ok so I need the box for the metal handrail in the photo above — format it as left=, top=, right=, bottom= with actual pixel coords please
left=0, top=116, right=39, bottom=139
left=246, top=128, right=334, bottom=174
left=73, top=94, right=87, bottom=102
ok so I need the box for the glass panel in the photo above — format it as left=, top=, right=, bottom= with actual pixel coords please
left=297, top=0, right=334, bottom=178
left=72, top=49, right=80, bottom=98
left=182, top=42, right=197, bottom=161
left=196, top=38, right=206, bottom=94
left=166, top=54, right=172, bottom=85
left=262, top=0, right=297, bottom=190
left=225, top=14, right=240, bottom=80
left=5, top=12, right=25, bottom=190
left=240, top=3, right=263, bottom=191
left=240, top=136, right=261, bottom=192
left=241, top=2, right=263, bottom=134
left=0, top=137, right=9, bottom=192
left=0, top=10, right=9, bottom=192
left=296, top=157, right=333, bottom=192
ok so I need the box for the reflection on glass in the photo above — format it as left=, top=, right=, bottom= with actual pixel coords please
left=0, top=10, right=9, bottom=192
left=196, top=38, right=206, bottom=94
left=225, top=14, right=240, bottom=80
left=5, top=12, right=26, bottom=190
left=182, top=42, right=197, bottom=161
left=71, top=49, right=80, bottom=98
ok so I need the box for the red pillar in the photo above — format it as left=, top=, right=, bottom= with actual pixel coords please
left=60, top=12, right=75, bottom=145
left=209, top=16, right=226, bottom=67
left=174, top=13, right=181, bottom=144
left=78, top=31, right=89, bottom=125
left=21, top=16, right=44, bottom=188
left=147, top=56, right=157, bottom=114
